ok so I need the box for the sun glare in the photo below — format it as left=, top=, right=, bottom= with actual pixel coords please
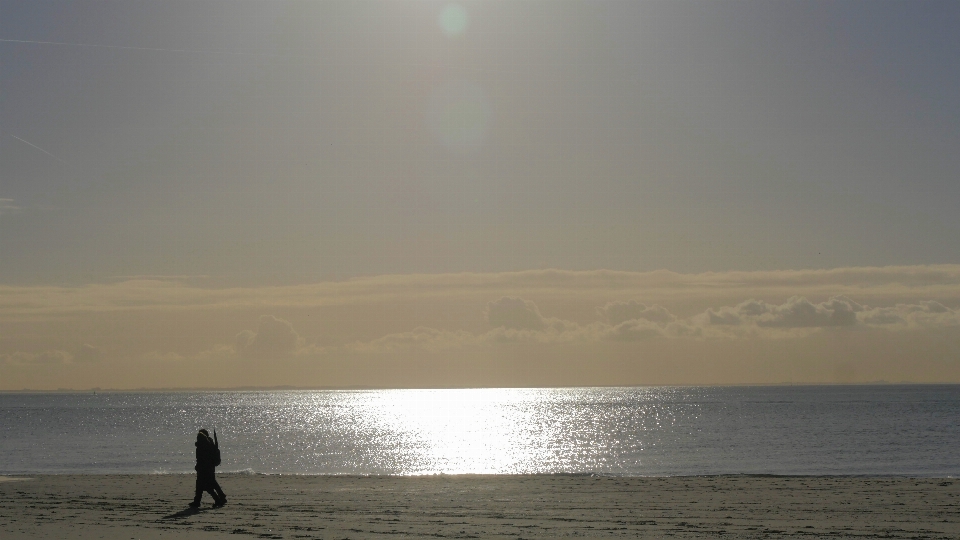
left=358, top=389, right=553, bottom=474
left=438, top=3, right=469, bottom=37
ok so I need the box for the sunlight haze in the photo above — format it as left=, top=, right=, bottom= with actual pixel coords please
left=1, top=0, right=959, bottom=389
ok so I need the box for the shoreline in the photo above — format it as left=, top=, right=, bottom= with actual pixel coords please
left=3, top=471, right=958, bottom=478
left=2, top=474, right=958, bottom=539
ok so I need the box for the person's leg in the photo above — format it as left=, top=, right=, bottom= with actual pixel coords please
left=207, top=475, right=226, bottom=505
left=190, top=474, right=203, bottom=507
left=211, top=476, right=226, bottom=501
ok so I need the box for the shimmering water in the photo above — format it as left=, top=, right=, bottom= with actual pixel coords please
left=1, top=386, right=958, bottom=476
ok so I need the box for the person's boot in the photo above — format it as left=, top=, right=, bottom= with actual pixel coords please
left=189, top=500, right=201, bottom=508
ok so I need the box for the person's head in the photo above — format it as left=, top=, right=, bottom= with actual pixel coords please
left=197, top=429, right=210, bottom=443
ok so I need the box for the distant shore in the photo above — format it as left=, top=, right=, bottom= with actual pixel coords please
left=3, top=382, right=955, bottom=393
left=2, top=474, right=958, bottom=539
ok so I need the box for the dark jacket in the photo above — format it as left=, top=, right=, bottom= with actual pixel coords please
left=195, top=434, right=217, bottom=473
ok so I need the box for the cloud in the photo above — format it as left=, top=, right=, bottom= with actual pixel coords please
left=111, top=275, right=209, bottom=283
left=482, top=296, right=587, bottom=343
left=857, top=301, right=960, bottom=329
left=0, top=199, right=19, bottom=216
left=602, top=318, right=666, bottom=341
left=598, top=300, right=676, bottom=325
left=485, top=297, right=547, bottom=331
left=4, top=267, right=960, bottom=378
left=3, top=265, right=960, bottom=319
left=132, top=316, right=320, bottom=364
left=373, top=292, right=953, bottom=349
left=595, top=302, right=699, bottom=341
left=234, top=315, right=304, bottom=360
left=74, top=344, right=103, bottom=363
left=348, top=297, right=586, bottom=350
left=356, top=297, right=691, bottom=348
left=1, top=350, right=73, bottom=365
left=702, top=296, right=861, bottom=330
left=350, top=293, right=960, bottom=351
left=481, top=323, right=581, bottom=344
left=697, top=296, right=960, bottom=336
left=754, top=295, right=861, bottom=328
left=139, top=350, right=187, bottom=363
left=354, top=327, right=477, bottom=351
left=920, top=300, right=951, bottom=313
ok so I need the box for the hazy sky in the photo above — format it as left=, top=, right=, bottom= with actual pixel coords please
left=1, top=1, right=959, bottom=389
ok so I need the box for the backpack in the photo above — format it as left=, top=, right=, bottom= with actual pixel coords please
left=212, top=431, right=222, bottom=467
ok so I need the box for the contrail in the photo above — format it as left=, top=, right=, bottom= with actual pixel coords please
left=10, top=135, right=65, bottom=163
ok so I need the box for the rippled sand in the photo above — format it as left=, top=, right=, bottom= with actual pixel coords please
left=1, top=474, right=959, bottom=539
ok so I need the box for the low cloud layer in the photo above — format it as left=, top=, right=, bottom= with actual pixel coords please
left=3, top=265, right=960, bottom=388
left=1, top=350, right=73, bottom=365
left=704, top=296, right=862, bottom=329
left=5, top=293, right=959, bottom=369
left=235, top=315, right=304, bottom=361
left=351, top=295, right=960, bottom=350
left=3, top=265, right=960, bottom=319
left=1, top=344, right=104, bottom=366
left=701, top=296, right=960, bottom=333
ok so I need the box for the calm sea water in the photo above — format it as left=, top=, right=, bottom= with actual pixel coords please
left=1, top=386, right=957, bottom=476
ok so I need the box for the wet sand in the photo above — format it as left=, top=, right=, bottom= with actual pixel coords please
left=1, top=474, right=958, bottom=539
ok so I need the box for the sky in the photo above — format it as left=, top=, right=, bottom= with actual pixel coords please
left=1, top=0, right=959, bottom=389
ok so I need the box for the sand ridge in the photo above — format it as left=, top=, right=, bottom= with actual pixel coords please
left=1, top=474, right=958, bottom=539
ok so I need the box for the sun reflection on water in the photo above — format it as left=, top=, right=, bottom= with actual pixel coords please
left=7, top=387, right=952, bottom=476
left=232, top=387, right=685, bottom=475
left=351, top=388, right=559, bottom=474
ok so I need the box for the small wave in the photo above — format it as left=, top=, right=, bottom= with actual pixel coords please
left=0, top=476, right=33, bottom=482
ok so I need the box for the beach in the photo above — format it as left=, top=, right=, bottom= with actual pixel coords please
left=1, top=475, right=958, bottom=539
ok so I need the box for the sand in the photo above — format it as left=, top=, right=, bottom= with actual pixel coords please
left=1, top=474, right=958, bottom=539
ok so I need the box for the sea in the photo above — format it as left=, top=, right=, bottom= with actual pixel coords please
left=1, top=386, right=957, bottom=476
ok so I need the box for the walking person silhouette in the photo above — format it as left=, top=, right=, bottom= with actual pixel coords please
left=189, top=429, right=227, bottom=507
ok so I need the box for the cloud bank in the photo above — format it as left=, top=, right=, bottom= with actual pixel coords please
left=3, top=264, right=960, bottom=318
left=2, top=265, right=960, bottom=388
left=346, top=293, right=960, bottom=351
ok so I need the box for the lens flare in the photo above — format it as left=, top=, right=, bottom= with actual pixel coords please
left=438, top=3, right=469, bottom=37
